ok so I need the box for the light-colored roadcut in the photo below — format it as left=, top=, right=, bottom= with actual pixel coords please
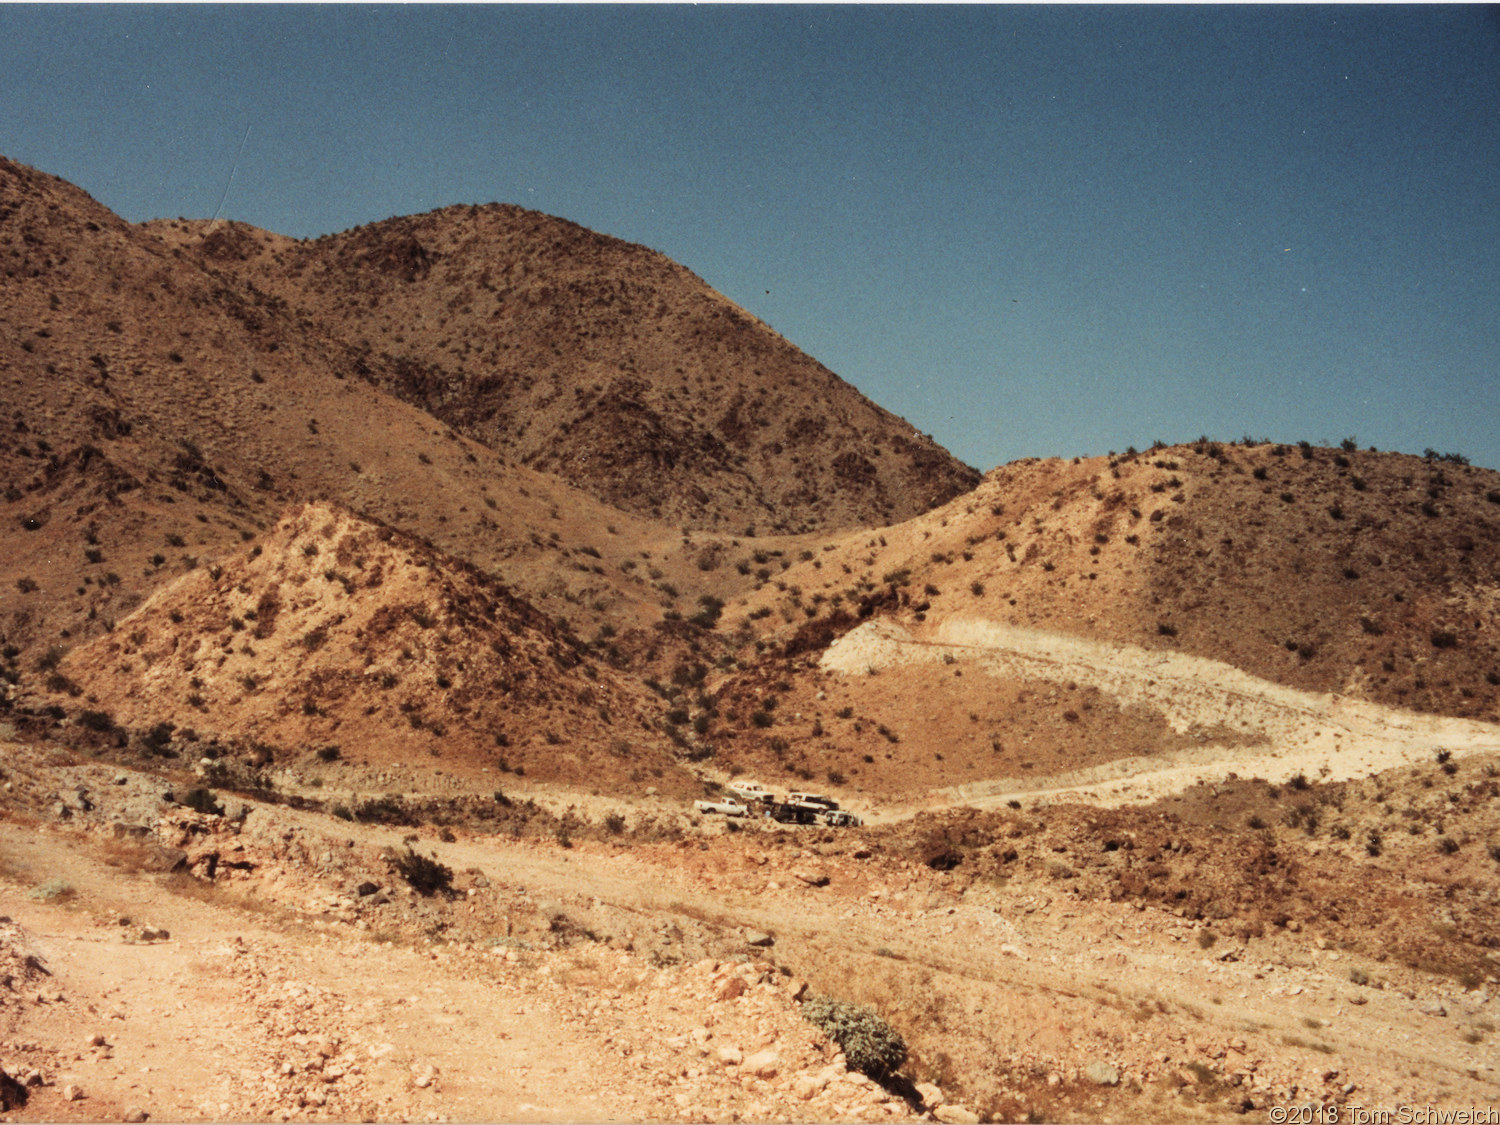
left=821, top=617, right=1500, bottom=811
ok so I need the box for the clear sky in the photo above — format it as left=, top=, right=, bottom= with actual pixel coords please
left=3, top=5, right=1497, bottom=472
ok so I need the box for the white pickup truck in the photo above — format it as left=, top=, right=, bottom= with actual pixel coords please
left=694, top=797, right=749, bottom=817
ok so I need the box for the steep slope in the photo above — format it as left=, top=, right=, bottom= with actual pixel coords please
left=53, top=502, right=694, bottom=791
left=0, top=154, right=764, bottom=667
left=153, top=207, right=980, bottom=533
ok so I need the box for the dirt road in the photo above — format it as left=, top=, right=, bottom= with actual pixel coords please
left=821, top=618, right=1500, bottom=815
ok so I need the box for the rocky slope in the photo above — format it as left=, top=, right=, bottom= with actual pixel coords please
left=148, top=205, right=979, bottom=534
left=728, top=440, right=1500, bottom=722
left=51, top=502, right=693, bottom=792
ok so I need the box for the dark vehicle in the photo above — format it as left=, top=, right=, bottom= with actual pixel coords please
left=767, top=800, right=823, bottom=825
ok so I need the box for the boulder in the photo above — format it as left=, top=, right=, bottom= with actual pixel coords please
left=934, top=1105, right=979, bottom=1124
left=140, top=844, right=187, bottom=873
left=744, top=1050, right=779, bottom=1079
left=716, top=976, right=748, bottom=1002
left=916, top=1081, right=945, bottom=1107
left=1085, top=1061, right=1120, bottom=1086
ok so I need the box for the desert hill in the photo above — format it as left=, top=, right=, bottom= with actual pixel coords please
left=731, top=439, right=1500, bottom=720
left=49, top=501, right=693, bottom=792
left=0, top=154, right=843, bottom=668
left=51, top=502, right=696, bottom=793
left=148, top=205, right=979, bottom=533
left=703, top=440, right=1500, bottom=796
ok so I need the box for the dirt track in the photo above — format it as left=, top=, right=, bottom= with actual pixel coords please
left=820, top=618, right=1500, bottom=816
left=3, top=729, right=1499, bottom=1123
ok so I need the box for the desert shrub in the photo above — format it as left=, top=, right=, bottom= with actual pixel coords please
left=77, top=709, right=116, bottom=733
left=802, top=996, right=907, bottom=1081
left=180, top=788, right=224, bottom=816
left=353, top=796, right=416, bottom=825
left=392, top=847, right=452, bottom=896
left=604, top=812, right=626, bottom=834
left=141, top=721, right=176, bottom=755
left=29, top=879, right=75, bottom=902
left=316, top=745, right=341, bottom=762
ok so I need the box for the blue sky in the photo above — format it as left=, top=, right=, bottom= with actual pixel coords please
left=3, top=5, right=1497, bottom=472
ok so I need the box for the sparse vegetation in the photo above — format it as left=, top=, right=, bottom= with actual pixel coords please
left=392, top=847, right=453, bottom=896
left=801, top=996, right=907, bottom=1081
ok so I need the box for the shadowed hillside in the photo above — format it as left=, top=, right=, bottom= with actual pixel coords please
left=151, top=206, right=979, bottom=533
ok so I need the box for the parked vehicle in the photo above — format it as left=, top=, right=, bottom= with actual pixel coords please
left=767, top=800, right=822, bottom=825
left=694, top=797, right=748, bottom=817
left=726, top=781, right=773, bottom=804
left=819, top=809, right=862, bottom=827
left=786, top=791, right=838, bottom=810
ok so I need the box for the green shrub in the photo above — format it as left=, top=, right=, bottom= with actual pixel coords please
left=801, top=996, right=907, bottom=1081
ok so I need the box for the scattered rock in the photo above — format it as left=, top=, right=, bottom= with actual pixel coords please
left=792, top=868, right=830, bottom=887
left=745, top=930, right=774, bottom=947
left=62, top=1083, right=84, bottom=1102
left=1085, top=1061, right=1120, bottom=1086
left=716, top=1045, right=743, bottom=1067
left=934, top=1104, right=980, bottom=1124
left=123, top=1108, right=149, bottom=1123
left=1418, top=999, right=1448, bottom=1017
left=744, top=1049, right=779, bottom=1079
left=716, top=976, right=748, bottom=1002
left=916, top=1081, right=945, bottom=1107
